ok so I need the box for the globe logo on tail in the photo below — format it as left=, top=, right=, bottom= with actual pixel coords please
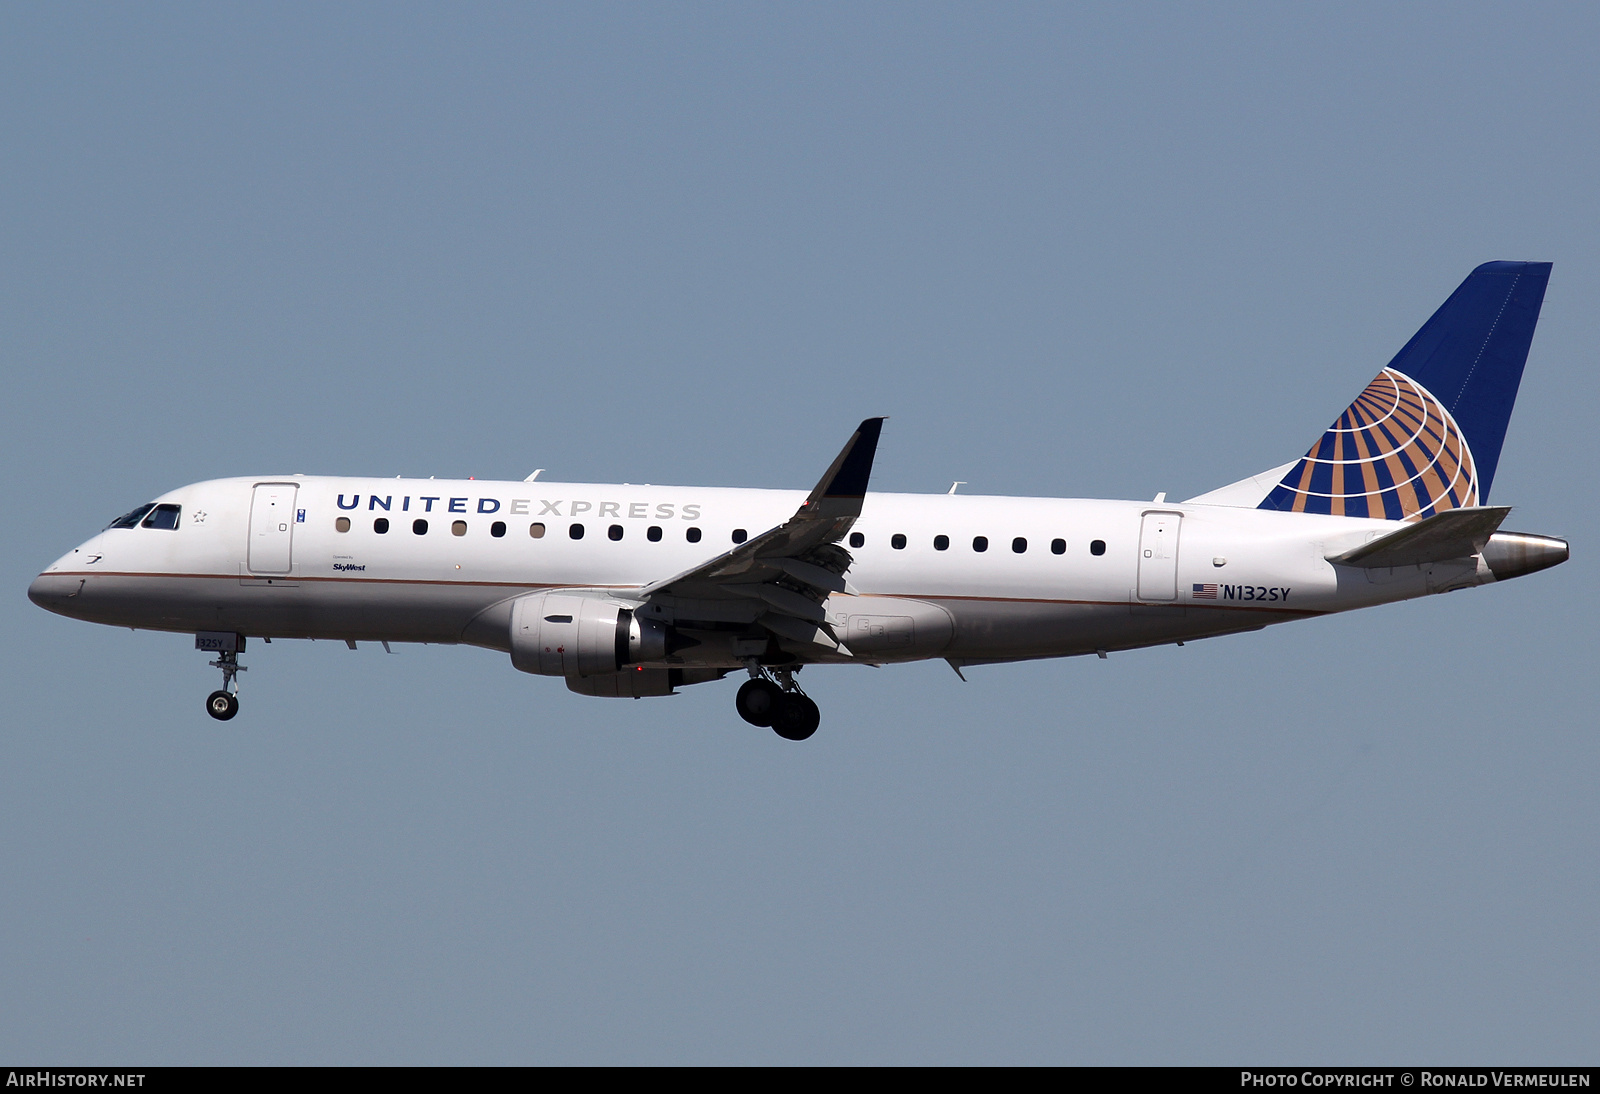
left=1260, top=368, right=1478, bottom=520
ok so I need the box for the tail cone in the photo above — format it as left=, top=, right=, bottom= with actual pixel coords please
left=1481, top=532, right=1568, bottom=581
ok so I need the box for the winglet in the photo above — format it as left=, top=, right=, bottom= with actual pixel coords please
left=803, top=418, right=885, bottom=517
left=632, top=417, right=887, bottom=603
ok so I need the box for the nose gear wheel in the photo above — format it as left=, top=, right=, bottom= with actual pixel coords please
left=206, top=690, right=239, bottom=720
left=204, top=646, right=246, bottom=721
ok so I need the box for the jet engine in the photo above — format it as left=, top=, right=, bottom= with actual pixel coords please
left=508, top=591, right=669, bottom=677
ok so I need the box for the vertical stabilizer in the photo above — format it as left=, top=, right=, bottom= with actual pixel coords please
left=1257, top=262, right=1551, bottom=519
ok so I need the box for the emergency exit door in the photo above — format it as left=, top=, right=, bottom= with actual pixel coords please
left=247, top=483, right=299, bottom=574
left=1136, top=512, right=1182, bottom=601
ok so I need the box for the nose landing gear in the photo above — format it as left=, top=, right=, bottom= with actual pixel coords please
left=197, top=632, right=246, bottom=722
left=206, top=688, right=239, bottom=721
left=735, top=664, right=820, bottom=741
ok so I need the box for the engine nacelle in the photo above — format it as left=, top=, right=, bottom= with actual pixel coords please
left=508, top=591, right=668, bottom=677
left=566, top=669, right=678, bottom=697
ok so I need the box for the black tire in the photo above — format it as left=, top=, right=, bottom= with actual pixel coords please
left=735, top=678, right=784, bottom=727
left=772, top=694, right=820, bottom=741
left=206, top=690, right=239, bottom=721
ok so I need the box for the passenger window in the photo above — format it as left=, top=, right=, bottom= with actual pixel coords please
left=107, top=503, right=155, bottom=530
left=686, top=527, right=702, bottom=543
left=413, top=519, right=429, bottom=535
left=529, top=522, right=546, bottom=539
left=891, top=533, right=907, bottom=550
left=1012, top=537, right=1027, bottom=554
left=1090, top=539, right=1106, bottom=556
left=336, top=517, right=351, bottom=533
left=973, top=536, right=988, bottom=553
left=609, top=524, right=624, bottom=541
left=570, top=523, right=585, bottom=540
left=375, top=518, right=390, bottom=534
left=1051, top=538, right=1065, bottom=555
left=452, top=520, right=467, bottom=536
left=141, top=504, right=181, bottom=530
left=490, top=521, right=506, bottom=538
left=849, top=532, right=865, bottom=548
left=732, top=528, right=748, bottom=544
left=647, top=526, right=662, bottom=542
left=934, top=535, right=949, bottom=551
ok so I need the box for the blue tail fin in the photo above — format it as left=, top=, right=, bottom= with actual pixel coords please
left=1259, top=261, right=1551, bottom=519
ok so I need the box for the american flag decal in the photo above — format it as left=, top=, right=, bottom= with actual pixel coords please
left=1192, top=583, right=1218, bottom=599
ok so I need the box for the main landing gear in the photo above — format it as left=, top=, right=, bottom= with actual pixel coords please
left=735, top=664, right=820, bottom=741
left=197, top=632, right=247, bottom=722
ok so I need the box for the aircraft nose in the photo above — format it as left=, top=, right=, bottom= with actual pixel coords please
left=28, top=572, right=83, bottom=615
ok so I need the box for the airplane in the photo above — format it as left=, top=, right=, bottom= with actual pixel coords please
left=29, top=261, right=1569, bottom=741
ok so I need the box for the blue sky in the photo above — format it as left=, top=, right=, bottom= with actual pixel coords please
left=2, top=3, right=1596, bottom=1063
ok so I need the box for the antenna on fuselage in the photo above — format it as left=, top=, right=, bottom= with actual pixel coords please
left=948, top=481, right=965, bottom=495
left=525, top=469, right=544, bottom=482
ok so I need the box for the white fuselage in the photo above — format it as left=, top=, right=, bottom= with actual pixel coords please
left=30, top=474, right=1492, bottom=671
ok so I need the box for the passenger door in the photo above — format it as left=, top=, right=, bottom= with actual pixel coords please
left=1136, top=511, right=1182, bottom=601
left=247, top=483, right=299, bottom=574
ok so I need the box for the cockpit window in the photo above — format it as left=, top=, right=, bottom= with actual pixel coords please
left=108, top=503, right=156, bottom=529
left=141, top=504, right=182, bottom=530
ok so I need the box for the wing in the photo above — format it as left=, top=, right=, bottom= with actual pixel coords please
left=632, top=417, right=886, bottom=655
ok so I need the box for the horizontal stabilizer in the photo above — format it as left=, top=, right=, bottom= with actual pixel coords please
left=1328, top=506, right=1510, bottom=568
